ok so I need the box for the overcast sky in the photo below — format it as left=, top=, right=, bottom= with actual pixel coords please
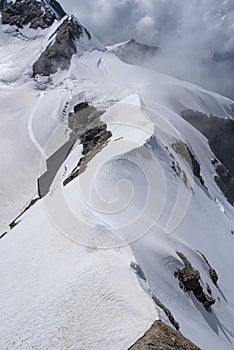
left=59, top=0, right=234, bottom=98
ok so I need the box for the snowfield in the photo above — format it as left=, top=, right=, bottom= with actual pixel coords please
left=0, top=200, right=158, bottom=350
left=0, top=10, right=234, bottom=350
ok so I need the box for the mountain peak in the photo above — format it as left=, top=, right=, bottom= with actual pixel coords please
left=32, top=15, right=104, bottom=77
left=0, top=0, right=66, bottom=29
left=107, top=38, right=159, bottom=66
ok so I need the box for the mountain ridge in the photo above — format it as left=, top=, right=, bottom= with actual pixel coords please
left=0, top=1, right=234, bottom=350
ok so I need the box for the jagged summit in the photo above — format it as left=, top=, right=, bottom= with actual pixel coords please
left=107, top=38, right=159, bottom=66
left=0, top=0, right=104, bottom=78
left=0, top=0, right=66, bottom=29
left=32, top=15, right=104, bottom=76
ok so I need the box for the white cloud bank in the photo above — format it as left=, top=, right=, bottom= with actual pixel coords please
left=60, top=0, right=234, bottom=98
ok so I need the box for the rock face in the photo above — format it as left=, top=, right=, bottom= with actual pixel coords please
left=171, top=140, right=206, bottom=188
left=214, top=163, right=234, bottom=206
left=129, top=321, right=201, bottom=350
left=152, top=296, right=180, bottom=331
left=181, top=110, right=234, bottom=176
left=32, top=16, right=92, bottom=76
left=175, top=252, right=215, bottom=310
left=0, top=0, right=66, bottom=29
left=63, top=102, right=112, bottom=185
left=181, top=110, right=234, bottom=205
left=196, top=250, right=218, bottom=286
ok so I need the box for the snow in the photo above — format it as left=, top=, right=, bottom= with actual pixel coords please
left=0, top=13, right=234, bottom=350
left=0, top=201, right=158, bottom=350
left=0, top=86, right=70, bottom=232
left=106, top=39, right=131, bottom=51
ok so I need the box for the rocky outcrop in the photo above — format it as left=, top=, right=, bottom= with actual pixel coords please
left=175, top=252, right=215, bottom=310
left=9, top=197, right=40, bottom=229
left=0, top=232, right=7, bottom=239
left=152, top=296, right=180, bottom=331
left=0, top=0, right=66, bottom=29
left=181, top=110, right=234, bottom=205
left=181, top=110, right=234, bottom=176
left=129, top=321, right=201, bottom=350
left=196, top=250, right=218, bottom=286
left=32, top=16, right=90, bottom=76
left=47, top=0, right=66, bottom=19
left=171, top=140, right=206, bottom=188
left=63, top=102, right=112, bottom=185
left=213, top=162, right=234, bottom=206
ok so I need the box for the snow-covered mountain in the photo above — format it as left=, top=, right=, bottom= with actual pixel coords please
left=107, top=38, right=159, bottom=66
left=0, top=1, right=234, bottom=350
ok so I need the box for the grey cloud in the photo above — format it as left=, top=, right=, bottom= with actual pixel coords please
left=59, top=0, right=234, bottom=99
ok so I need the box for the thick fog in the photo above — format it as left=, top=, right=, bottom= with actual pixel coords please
left=59, top=0, right=234, bottom=99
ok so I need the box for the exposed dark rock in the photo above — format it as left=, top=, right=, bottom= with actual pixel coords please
left=0, top=0, right=65, bottom=29
left=63, top=102, right=112, bottom=185
left=206, top=283, right=212, bottom=295
left=152, top=296, right=180, bottom=331
left=74, top=102, right=90, bottom=114
left=171, top=159, right=188, bottom=187
left=187, top=149, right=206, bottom=188
left=130, top=262, right=146, bottom=281
left=214, top=164, right=234, bottom=206
left=171, top=140, right=206, bottom=188
left=196, top=250, right=218, bottom=286
left=32, top=16, right=91, bottom=76
left=175, top=252, right=215, bottom=310
left=181, top=110, right=234, bottom=177
left=212, top=156, right=234, bottom=205
left=47, top=0, right=66, bottom=19
left=129, top=321, right=201, bottom=350
left=68, top=103, right=97, bottom=140
left=9, top=220, right=21, bottom=230
left=9, top=197, right=40, bottom=230
left=0, top=232, right=7, bottom=239
left=80, top=125, right=111, bottom=155
left=208, top=269, right=218, bottom=287
left=181, top=110, right=234, bottom=205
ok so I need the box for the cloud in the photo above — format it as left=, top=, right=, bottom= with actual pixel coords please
left=59, top=0, right=234, bottom=99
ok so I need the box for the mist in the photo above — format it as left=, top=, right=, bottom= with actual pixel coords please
left=59, top=0, right=234, bottom=99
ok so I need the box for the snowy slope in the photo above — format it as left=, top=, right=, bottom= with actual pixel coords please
left=0, top=8, right=105, bottom=231
left=0, top=4, right=234, bottom=350
left=0, top=201, right=158, bottom=350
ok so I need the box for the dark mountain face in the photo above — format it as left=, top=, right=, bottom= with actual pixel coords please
left=32, top=16, right=92, bottom=76
left=0, top=0, right=100, bottom=77
left=47, top=0, right=66, bottom=19
left=0, top=0, right=66, bottom=29
left=181, top=109, right=234, bottom=206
